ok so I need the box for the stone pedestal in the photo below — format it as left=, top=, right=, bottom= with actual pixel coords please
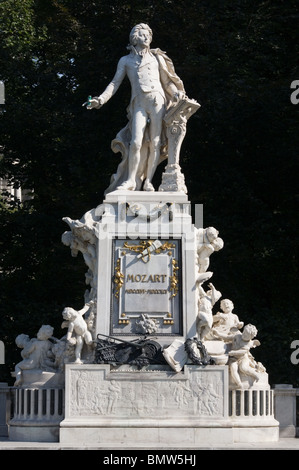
left=59, top=190, right=279, bottom=445
left=60, top=363, right=279, bottom=445
left=96, top=190, right=197, bottom=345
left=9, top=370, right=64, bottom=442
left=6, top=189, right=280, bottom=445
left=159, top=163, right=187, bottom=193
left=60, top=364, right=234, bottom=445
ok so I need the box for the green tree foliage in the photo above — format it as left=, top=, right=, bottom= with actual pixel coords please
left=0, top=0, right=298, bottom=385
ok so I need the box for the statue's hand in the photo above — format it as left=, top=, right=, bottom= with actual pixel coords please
left=86, top=97, right=102, bottom=110
left=82, top=96, right=103, bottom=109
left=173, top=91, right=185, bottom=102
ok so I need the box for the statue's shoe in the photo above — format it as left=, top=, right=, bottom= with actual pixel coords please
left=116, top=180, right=136, bottom=190
left=143, top=180, right=155, bottom=191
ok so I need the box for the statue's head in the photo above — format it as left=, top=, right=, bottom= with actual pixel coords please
left=242, top=324, right=258, bottom=341
left=129, top=23, right=152, bottom=47
left=205, top=227, right=219, bottom=242
left=62, top=307, right=76, bottom=321
left=37, top=325, right=54, bottom=341
left=15, top=334, right=30, bottom=348
left=213, top=237, right=224, bottom=251
left=220, top=299, right=234, bottom=313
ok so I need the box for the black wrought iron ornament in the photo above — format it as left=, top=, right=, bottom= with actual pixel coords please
left=95, top=333, right=165, bottom=368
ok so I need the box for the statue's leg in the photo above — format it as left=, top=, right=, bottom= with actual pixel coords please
left=117, top=107, right=147, bottom=190
left=239, top=357, right=259, bottom=382
left=84, top=330, right=93, bottom=346
left=14, top=364, right=23, bottom=385
left=74, top=336, right=83, bottom=363
left=229, top=361, right=242, bottom=388
left=144, top=95, right=165, bottom=191
left=196, top=312, right=212, bottom=341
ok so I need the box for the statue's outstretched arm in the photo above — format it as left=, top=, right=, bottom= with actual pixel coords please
left=85, top=57, right=127, bottom=109
left=78, top=300, right=94, bottom=317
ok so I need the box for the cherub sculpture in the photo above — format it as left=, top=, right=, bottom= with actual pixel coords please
left=195, top=227, right=224, bottom=274
left=196, top=280, right=222, bottom=341
left=208, top=299, right=244, bottom=342
left=14, top=325, right=56, bottom=386
left=228, top=324, right=261, bottom=388
left=62, top=302, right=94, bottom=364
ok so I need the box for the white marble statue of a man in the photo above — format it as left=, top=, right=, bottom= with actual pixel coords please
left=86, top=23, right=186, bottom=192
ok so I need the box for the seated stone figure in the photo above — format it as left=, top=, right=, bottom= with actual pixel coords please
left=208, top=299, right=244, bottom=342
left=228, top=324, right=262, bottom=388
left=14, top=325, right=56, bottom=386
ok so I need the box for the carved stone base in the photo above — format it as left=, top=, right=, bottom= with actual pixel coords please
left=59, top=364, right=279, bottom=445
left=158, top=163, right=187, bottom=194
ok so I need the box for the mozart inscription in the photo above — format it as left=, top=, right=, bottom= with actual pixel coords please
left=111, top=239, right=182, bottom=335
left=124, top=254, right=169, bottom=312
